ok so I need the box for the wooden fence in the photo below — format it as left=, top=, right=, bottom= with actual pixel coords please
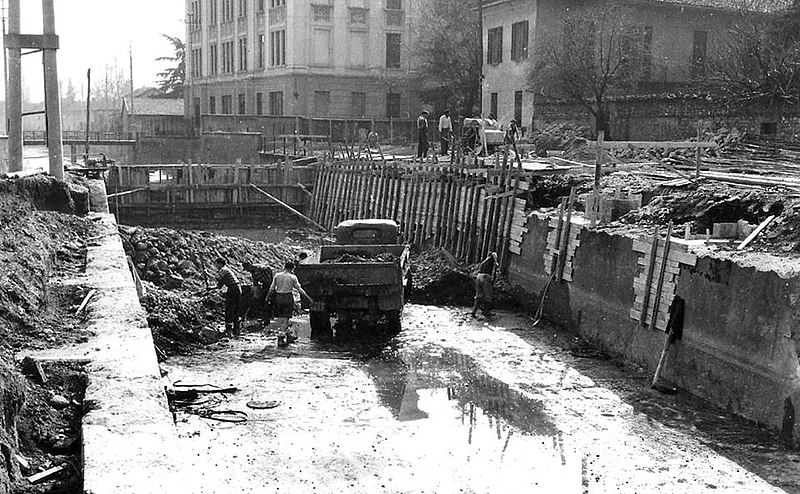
left=309, top=160, right=529, bottom=269
left=106, top=162, right=316, bottom=227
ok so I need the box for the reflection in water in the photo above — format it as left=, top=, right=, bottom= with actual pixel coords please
left=364, top=343, right=559, bottom=437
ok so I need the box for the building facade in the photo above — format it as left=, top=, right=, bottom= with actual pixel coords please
left=480, top=0, right=787, bottom=134
left=185, top=0, right=422, bottom=120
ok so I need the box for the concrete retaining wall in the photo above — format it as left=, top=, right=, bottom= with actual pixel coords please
left=81, top=213, right=183, bottom=493
left=509, top=213, right=800, bottom=442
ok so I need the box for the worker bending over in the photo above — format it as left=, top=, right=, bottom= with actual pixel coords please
left=242, top=262, right=274, bottom=324
left=267, top=261, right=313, bottom=346
left=214, top=257, right=242, bottom=337
left=471, top=252, right=498, bottom=318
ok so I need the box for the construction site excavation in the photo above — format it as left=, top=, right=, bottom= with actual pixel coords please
left=3, top=0, right=800, bottom=492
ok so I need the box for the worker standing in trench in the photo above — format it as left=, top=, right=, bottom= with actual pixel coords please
left=242, top=262, right=274, bottom=324
left=214, top=257, right=242, bottom=337
left=471, top=252, right=498, bottom=318
left=267, top=261, right=313, bottom=346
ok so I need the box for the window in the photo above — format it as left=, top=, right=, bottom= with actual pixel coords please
left=191, top=48, right=203, bottom=77
left=209, top=44, right=218, bottom=75
left=387, top=0, right=401, bottom=9
left=349, top=30, right=367, bottom=67
left=487, top=27, right=503, bottom=64
left=222, top=41, right=234, bottom=73
left=270, top=0, right=285, bottom=7
left=313, top=29, right=331, bottom=66
left=621, top=26, right=653, bottom=81
left=314, top=91, right=331, bottom=116
left=511, top=21, right=528, bottom=61
left=209, top=96, right=216, bottom=114
left=238, top=0, right=247, bottom=17
left=222, top=0, right=233, bottom=21
left=269, top=91, right=283, bottom=116
left=313, top=5, right=332, bottom=22
left=193, top=97, right=201, bottom=120
left=190, top=1, right=201, bottom=30
left=256, top=92, right=264, bottom=115
left=692, top=30, right=708, bottom=79
left=514, top=91, right=523, bottom=125
left=386, top=33, right=401, bottom=68
left=258, top=34, right=266, bottom=69
left=351, top=92, right=366, bottom=117
left=257, top=0, right=264, bottom=13
left=349, top=7, right=368, bottom=24
left=221, top=94, right=233, bottom=114
left=238, top=93, right=246, bottom=115
left=238, top=36, right=248, bottom=71
left=209, top=0, right=217, bottom=25
left=270, top=29, right=286, bottom=66
left=490, top=92, right=498, bottom=118
left=386, top=93, right=401, bottom=118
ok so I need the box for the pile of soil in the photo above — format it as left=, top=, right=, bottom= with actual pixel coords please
left=529, top=123, right=592, bottom=156
left=619, top=183, right=782, bottom=234
left=141, top=287, right=226, bottom=356
left=409, top=249, right=518, bottom=309
left=119, top=226, right=299, bottom=288
left=323, top=253, right=399, bottom=263
left=0, top=181, right=96, bottom=493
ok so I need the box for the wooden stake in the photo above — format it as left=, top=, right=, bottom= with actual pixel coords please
left=639, top=227, right=661, bottom=326
left=650, top=221, right=674, bottom=329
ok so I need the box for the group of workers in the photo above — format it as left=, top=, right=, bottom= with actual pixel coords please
left=416, top=109, right=521, bottom=159
left=212, top=253, right=312, bottom=347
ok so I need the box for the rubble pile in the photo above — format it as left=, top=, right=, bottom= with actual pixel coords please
left=529, top=123, right=592, bottom=156
left=323, top=252, right=399, bottom=263
left=619, top=183, right=780, bottom=234
left=141, top=287, right=226, bottom=356
left=119, top=226, right=299, bottom=288
left=410, top=249, right=474, bottom=306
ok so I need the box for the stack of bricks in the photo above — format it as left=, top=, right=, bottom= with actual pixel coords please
left=543, top=215, right=582, bottom=282
left=629, top=236, right=698, bottom=331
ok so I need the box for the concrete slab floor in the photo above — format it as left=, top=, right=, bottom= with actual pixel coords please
left=164, top=305, right=799, bottom=494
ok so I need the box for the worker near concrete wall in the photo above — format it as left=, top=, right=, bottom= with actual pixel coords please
left=417, top=110, right=429, bottom=158
left=471, top=252, right=498, bottom=318
left=267, top=261, right=313, bottom=346
left=439, top=109, right=452, bottom=156
left=214, top=257, right=242, bottom=337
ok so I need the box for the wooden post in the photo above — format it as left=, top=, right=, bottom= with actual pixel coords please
left=6, top=0, right=22, bottom=173
left=650, top=221, right=674, bottom=329
left=695, top=123, right=702, bottom=179
left=639, top=228, right=660, bottom=326
left=591, top=130, right=605, bottom=229
left=42, top=0, right=64, bottom=179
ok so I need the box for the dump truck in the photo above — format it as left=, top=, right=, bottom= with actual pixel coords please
left=295, top=219, right=411, bottom=341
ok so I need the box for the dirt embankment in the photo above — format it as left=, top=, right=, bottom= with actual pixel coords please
left=0, top=178, right=95, bottom=493
left=125, top=226, right=301, bottom=356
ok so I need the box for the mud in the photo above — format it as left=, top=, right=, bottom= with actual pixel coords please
left=162, top=306, right=798, bottom=493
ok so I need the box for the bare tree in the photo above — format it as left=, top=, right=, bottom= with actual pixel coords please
left=702, top=2, right=800, bottom=109
left=410, top=0, right=481, bottom=116
left=528, top=0, right=650, bottom=136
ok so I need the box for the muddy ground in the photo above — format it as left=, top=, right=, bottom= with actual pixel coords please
left=162, top=306, right=800, bottom=493
left=0, top=178, right=96, bottom=493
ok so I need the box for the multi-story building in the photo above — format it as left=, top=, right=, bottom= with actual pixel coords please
left=481, top=0, right=790, bottom=134
left=185, top=0, right=421, bottom=120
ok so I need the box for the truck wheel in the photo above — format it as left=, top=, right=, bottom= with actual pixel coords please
left=310, top=311, right=332, bottom=341
left=385, top=310, right=402, bottom=335
left=404, top=271, right=413, bottom=301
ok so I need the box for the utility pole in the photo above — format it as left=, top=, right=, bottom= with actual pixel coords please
left=42, top=0, right=64, bottom=179
left=4, top=0, right=64, bottom=178
left=6, top=0, right=21, bottom=173
left=85, top=69, right=91, bottom=160
left=129, top=43, right=134, bottom=115
left=478, top=0, right=483, bottom=114
left=2, top=0, right=8, bottom=136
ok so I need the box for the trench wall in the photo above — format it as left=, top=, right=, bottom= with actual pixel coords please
left=509, top=213, right=800, bottom=441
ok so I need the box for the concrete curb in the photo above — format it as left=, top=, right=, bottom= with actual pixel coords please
left=81, top=213, right=183, bottom=493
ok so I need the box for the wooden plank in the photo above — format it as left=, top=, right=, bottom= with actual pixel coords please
left=590, top=140, right=717, bottom=150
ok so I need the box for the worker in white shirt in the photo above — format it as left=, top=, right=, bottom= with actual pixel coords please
left=438, top=108, right=452, bottom=156
left=266, top=261, right=313, bottom=346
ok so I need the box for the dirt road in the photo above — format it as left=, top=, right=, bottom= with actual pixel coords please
left=164, top=305, right=799, bottom=493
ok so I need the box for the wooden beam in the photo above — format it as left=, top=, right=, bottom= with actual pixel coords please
left=588, top=141, right=717, bottom=150
left=248, top=183, right=327, bottom=231
left=736, top=215, right=775, bottom=250
left=106, top=186, right=148, bottom=198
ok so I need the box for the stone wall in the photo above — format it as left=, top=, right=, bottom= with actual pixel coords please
left=509, top=213, right=800, bottom=443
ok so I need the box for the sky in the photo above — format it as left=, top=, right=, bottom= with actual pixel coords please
left=4, top=0, right=185, bottom=102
